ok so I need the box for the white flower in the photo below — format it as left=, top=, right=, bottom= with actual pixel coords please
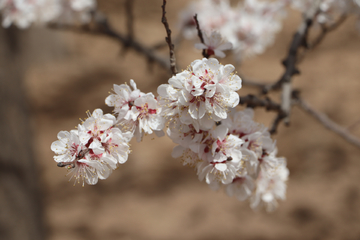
left=196, top=125, right=246, bottom=186
left=51, top=128, right=105, bottom=186
left=124, top=93, right=165, bottom=142
left=226, top=175, right=255, bottom=201
left=171, top=145, right=202, bottom=168
left=51, top=109, right=132, bottom=186
left=70, top=0, right=94, bottom=11
left=78, top=109, right=116, bottom=145
left=179, top=0, right=287, bottom=60
left=223, top=108, right=273, bottom=174
left=290, top=0, right=357, bottom=25
left=50, top=0, right=96, bottom=24
left=106, top=79, right=144, bottom=121
left=167, top=117, right=208, bottom=148
left=197, top=157, right=242, bottom=186
left=158, top=59, right=241, bottom=131
left=195, top=31, right=233, bottom=58
left=157, top=74, right=186, bottom=117
left=224, top=108, right=268, bottom=136
left=209, top=125, right=244, bottom=163
left=78, top=108, right=132, bottom=164
left=182, top=58, right=241, bottom=120
left=67, top=156, right=102, bottom=186
left=51, top=130, right=83, bottom=163
left=178, top=0, right=233, bottom=39
left=0, top=0, right=38, bottom=28
left=250, top=163, right=289, bottom=212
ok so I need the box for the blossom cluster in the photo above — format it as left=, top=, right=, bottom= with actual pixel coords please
left=0, top=0, right=96, bottom=28
left=179, top=0, right=287, bottom=60
left=105, top=79, right=165, bottom=142
left=179, top=0, right=360, bottom=60
left=51, top=109, right=131, bottom=186
left=51, top=58, right=289, bottom=211
left=169, top=107, right=288, bottom=212
left=290, top=0, right=360, bottom=25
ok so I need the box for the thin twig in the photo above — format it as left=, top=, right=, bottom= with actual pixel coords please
left=193, top=14, right=209, bottom=58
left=295, top=97, right=360, bottom=149
left=161, top=0, right=177, bottom=76
left=151, top=33, right=183, bottom=50
left=193, top=14, right=204, bottom=43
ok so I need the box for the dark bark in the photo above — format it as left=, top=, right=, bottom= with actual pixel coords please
left=0, top=27, right=45, bottom=240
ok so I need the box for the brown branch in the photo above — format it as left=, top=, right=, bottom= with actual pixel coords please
left=161, top=0, right=177, bottom=76
left=48, top=11, right=171, bottom=72
left=151, top=33, right=183, bottom=50
left=262, top=1, right=321, bottom=94
left=239, top=94, right=286, bottom=134
left=241, top=77, right=268, bottom=88
left=261, top=0, right=321, bottom=134
left=262, top=5, right=346, bottom=94
left=269, top=114, right=286, bottom=135
left=239, top=94, right=281, bottom=112
left=297, top=13, right=347, bottom=63
left=125, top=0, right=135, bottom=41
left=295, top=97, right=360, bottom=149
left=309, top=13, right=347, bottom=50
left=193, top=14, right=209, bottom=58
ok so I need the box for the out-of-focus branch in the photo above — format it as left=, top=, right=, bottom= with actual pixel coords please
left=239, top=74, right=268, bottom=88
left=239, top=94, right=286, bottom=134
left=294, top=96, right=360, bottom=149
left=261, top=0, right=321, bottom=133
left=239, top=94, right=281, bottom=112
left=193, top=14, right=209, bottom=58
left=125, top=0, right=134, bottom=41
left=48, top=11, right=171, bottom=72
left=261, top=10, right=347, bottom=94
left=308, top=13, right=347, bottom=50
left=262, top=1, right=321, bottom=94
left=297, top=13, right=347, bottom=63
left=161, top=0, right=177, bottom=75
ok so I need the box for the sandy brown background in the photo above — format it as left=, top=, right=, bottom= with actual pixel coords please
left=5, top=0, right=360, bottom=239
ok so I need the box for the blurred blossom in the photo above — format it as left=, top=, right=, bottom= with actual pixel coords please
left=179, top=0, right=360, bottom=61
left=179, top=0, right=287, bottom=61
left=0, top=0, right=96, bottom=28
left=194, top=31, right=233, bottom=58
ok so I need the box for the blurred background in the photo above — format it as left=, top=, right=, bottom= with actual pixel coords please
left=1, top=0, right=360, bottom=239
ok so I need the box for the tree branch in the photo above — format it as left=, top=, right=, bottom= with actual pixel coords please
left=193, top=14, right=209, bottom=58
left=294, top=97, right=360, bottom=149
left=309, top=13, right=347, bottom=50
left=261, top=0, right=321, bottom=133
left=48, top=11, right=171, bottom=72
left=297, top=13, right=348, bottom=63
left=125, top=0, right=135, bottom=41
left=239, top=94, right=282, bottom=112
left=161, top=0, right=177, bottom=75
left=239, top=94, right=287, bottom=134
